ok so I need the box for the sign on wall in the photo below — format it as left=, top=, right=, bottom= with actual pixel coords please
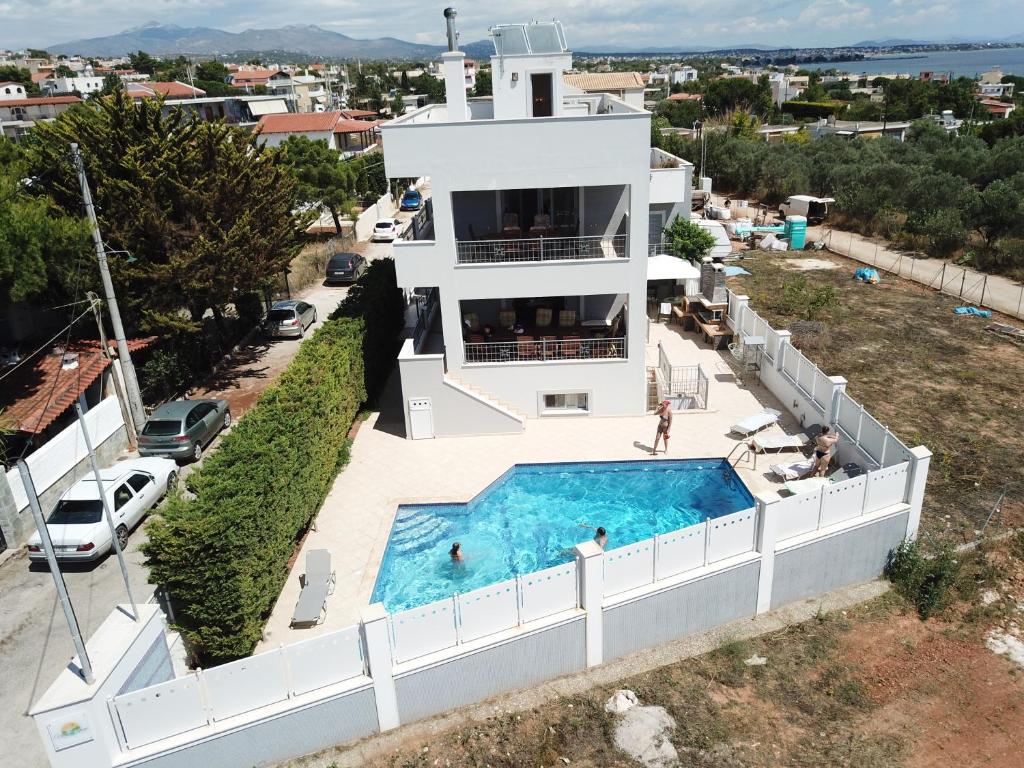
left=46, top=711, right=94, bottom=751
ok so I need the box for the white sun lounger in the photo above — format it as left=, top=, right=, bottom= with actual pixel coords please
left=770, top=457, right=816, bottom=480
left=783, top=477, right=831, bottom=495
left=752, top=433, right=808, bottom=453
left=730, top=408, right=781, bottom=437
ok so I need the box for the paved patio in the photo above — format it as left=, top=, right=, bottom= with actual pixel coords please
left=258, top=322, right=803, bottom=650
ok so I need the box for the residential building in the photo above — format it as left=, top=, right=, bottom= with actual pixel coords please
left=977, top=98, right=1016, bottom=120
left=382, top=19, right=693, bottom=438
left=255, top=111, right=381, bottom=154
left=808, top=116, right=912, bottom=141
left=671, top=66, right=698, bottom=85
left=757, top=124, right=802, bottom=142
left=563, top=71, right=645, bottom=109
left=979, top=66, right=1005, bottom=85
left=0, top=81, right=27, bottom=100
left=977, top=81, right=1015, bottom=99
left=125, top=81, right=206, bottom=100
left=46, top=75, right=104, bottom=95
left=667, top=92, right=701, bottom=103
left=463, top=59, right=477, bottom=91
left=0, top=95, right=82, bottom=141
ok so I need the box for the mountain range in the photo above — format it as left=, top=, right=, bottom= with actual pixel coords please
left=48, top=22, right=1024, bottom=60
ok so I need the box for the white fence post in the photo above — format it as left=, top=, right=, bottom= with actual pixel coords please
left=774, top=330, right=792, bottom=372
left=755, top=492, right=781, bottom=614
left=732, top=294, right=750, bottom=333
left=905, top=446, right=933, bottom=540
left=825, top=375, right=847, bottom=425
left=360, top=603, right=400, bottom=731
left=574, top=541, right=604, bottom=668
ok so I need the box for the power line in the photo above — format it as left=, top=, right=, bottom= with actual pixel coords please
left=0, top=304, right=94, bottom=386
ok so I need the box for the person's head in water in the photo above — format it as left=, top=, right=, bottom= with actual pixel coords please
left=596, top=527, right=606, bottom=537
left=821, top=426, right=831, bottom=435
left=594, top=527, right=607, bottom=547
left=449, top=542, right=462, bottom=560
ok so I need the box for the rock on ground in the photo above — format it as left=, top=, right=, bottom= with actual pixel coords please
left=605, top=690, right=639, bottom=714
left=612, top=705, right=679, bottom=768
left=986, top=631, right=1024, bottom=668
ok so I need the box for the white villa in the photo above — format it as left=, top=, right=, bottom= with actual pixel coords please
left=383, top=20, right=693, bottom=438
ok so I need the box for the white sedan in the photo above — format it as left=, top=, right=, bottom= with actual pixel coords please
left=26, top=458, right=178, bottom=563
left=371, top=218, right=401, bottom=242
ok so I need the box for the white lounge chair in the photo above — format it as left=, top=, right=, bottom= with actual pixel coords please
left=752, top=433, right=808, bottom=453
left=730, top=408, right=781, bottom=437
left=770, top=457, right=816, bottom=480
left=783, top=477, right=830, bottom=495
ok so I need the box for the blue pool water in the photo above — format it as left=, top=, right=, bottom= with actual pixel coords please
left=371, top=459, right=754, bottom=613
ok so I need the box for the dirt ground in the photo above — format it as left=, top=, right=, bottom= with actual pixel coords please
left=310, top=536, right=1024, bottom=768
left=724, top=247, right=1024, bottom=544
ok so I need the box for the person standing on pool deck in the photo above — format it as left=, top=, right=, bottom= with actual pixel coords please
left=652, top=399, right=672, bottom=455
left=449, top=542, right=463, bottom=561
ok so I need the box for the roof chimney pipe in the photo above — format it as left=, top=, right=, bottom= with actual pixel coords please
left=444, top=7, right=458, bottom=52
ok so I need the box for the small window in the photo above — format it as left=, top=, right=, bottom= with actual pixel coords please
left=542, top=392, right=589, bottom=413
left=113, top=483, right=134, bottom=510
left=127, top=473, right=152, bottom=493
left=185, top=409, right=202, bottom=428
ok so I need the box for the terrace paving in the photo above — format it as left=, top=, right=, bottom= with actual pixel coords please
left=258, top=323, right=803, bottom=650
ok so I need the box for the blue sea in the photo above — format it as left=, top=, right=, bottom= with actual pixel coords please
left=802, top=47, right=1024, bottom=78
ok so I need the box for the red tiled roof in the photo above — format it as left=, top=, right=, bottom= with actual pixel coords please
left=979, top=98, right=1013, bottom=110
left=230, top=69, right=283, bottom=85
left=31, top=72, right=53, bottom=82
left=0, top=95, right=82, bottom=107
left=334, top=118, right=381, bottom=134
left=0, top=80, right=25, bottom=87
left=0, top=338, right=154, bottom=434
left=257, top=111, right=344, bottom=134
left=340, top=108, right=377, bottom=119
left=126, top=81, right=205, bottom=99
left=668, top=92, right=702, bottom=101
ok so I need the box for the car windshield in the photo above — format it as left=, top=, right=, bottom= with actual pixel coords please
left=142, top=420, right=182, bottom=436
left=403, top=192, right=419, bottom=200
left=267, top=309, right=295, bottom=321
left=375, top=222, right=392, bottom=230
left=47, top=499, right=103, bottom=525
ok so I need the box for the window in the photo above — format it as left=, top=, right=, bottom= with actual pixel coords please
left=542, top=392, right=589, bottom=413
left=128, top=473, right=152, bottom=493
left=185, top=408, right=202, bottom=428
left=113, top=484, right=134, bottom=511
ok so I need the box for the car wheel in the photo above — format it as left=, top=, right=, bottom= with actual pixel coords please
left=192, top=442, right=203, bottom=462
left=166, top=471, right=178, bottom=495
left=115, top=525, right=129, bottom=552
left=223, top=410, right=232, bottom=429
left=312, top=310, right=318, bottom=326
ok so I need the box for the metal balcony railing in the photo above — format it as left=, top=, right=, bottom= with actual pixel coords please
left=464, top=336, right=627, bottom=363
left=456, top=234, right=628, bottom=264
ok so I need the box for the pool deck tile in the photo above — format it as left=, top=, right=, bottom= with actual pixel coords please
left=258, top=324, right=803, bottom=650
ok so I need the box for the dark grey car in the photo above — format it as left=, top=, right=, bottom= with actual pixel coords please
left=263, top=300, right=317, bottom=339
left=325, top=252, right=365, bottom=284
left=138, top=399, right=231, bottom=463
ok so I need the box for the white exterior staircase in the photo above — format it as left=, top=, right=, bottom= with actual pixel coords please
left=443, top=373, right=527, bottom=427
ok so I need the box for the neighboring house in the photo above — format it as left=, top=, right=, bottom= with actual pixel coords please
left=229, top=68, right=293, bottom=93
left=255, top=111, right=381, bottom=152
left=757, top=124, right=802, bottom=142
left=930, top=110, right=964, bottom=133
left=979, top=67, right=1005, bottom=85
left=126, top=81, right=207, bottom=100
left=671, top=66, right=698, bottom=85
left=978, top=98, right=1016, bottom=120
left=667, top=92, right=701, bottom=103
left=382, top=20, right=693, bottom=438
left=808, top=116, right=912, bottom=141
left=563, top=71, right=645, bottom=110
left=0, top=81, right=27, bottom=100
left=0, top=95, right=82, bottom=140
left=977, top=82, right=1015, bottom=99
left=463, top=59, right=477, bottom=90
left=47, top=76, right=104, bottom=95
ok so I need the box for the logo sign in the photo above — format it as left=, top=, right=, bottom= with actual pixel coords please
left=46, top=711, right=94, bottom=751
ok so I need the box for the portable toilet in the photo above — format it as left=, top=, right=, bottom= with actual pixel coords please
left=784, top=215, right=807, bottom=250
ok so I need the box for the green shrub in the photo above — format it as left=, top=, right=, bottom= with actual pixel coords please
left=662, top=215, right=717, bottom=261
left=143, top=318, right=365, bottom=663
left=331, top=257, right=405, bottom=404
left=885, top=540, right=959, bottom=619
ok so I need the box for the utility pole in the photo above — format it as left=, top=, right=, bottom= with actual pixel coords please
left=76, top=403, right=139, bottom=621
left=87, top=291, right=137, bottom=450
left=18, top=461, right=94, bottom=684
left=70, top=143, right=147, bottom=432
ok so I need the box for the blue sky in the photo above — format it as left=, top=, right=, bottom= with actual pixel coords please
left=1, top=0, right=1021, bottom=51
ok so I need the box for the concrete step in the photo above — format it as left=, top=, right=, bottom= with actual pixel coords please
left=443, top=374, right=527, bottom=422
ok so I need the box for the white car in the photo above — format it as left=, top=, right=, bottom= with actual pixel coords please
left=26, top=458, right=178, bottom=563
left=371, top=218, right=400, bottom=242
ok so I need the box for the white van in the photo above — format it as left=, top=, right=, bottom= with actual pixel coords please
left=778, top=195, right=835, bottom=224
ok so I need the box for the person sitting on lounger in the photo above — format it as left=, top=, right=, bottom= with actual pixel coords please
left=652, top=400, right=673, bottom=455
left=449, top=542, right=463, bottom=561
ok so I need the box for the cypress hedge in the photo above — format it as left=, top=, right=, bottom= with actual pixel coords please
left=331, top=257, right=405, bottom=404
left=143, top=318, right=365, bottom=663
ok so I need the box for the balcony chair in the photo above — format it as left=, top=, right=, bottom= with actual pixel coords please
left=529, top=213, right=553, bottom=238
left=562, top=335, right=581, bottom=358
left=558, top=310, right=577, bottom=329
left=463, top=312, right=481, bottom=332
left=517, top=335, right=538, bottom=360
left=498, top=310, right=516, bottom=331
left=502, top=212, right=521, bottom=237
left=535, top=308, right=553, bottom=328
left=540, top=334, right=558, bottom=359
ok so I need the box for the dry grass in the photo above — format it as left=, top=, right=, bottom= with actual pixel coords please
left=727, top=249, right=1024, bottom=544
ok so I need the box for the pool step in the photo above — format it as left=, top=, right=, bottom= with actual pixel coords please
left=443, top=374, right=527, bottom=422
left=390, top=510, right=450, bottom=552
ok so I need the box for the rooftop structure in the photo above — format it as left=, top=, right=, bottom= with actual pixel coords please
left=125, top=81, right=206, bottom=100
left=382, top=14, right=692, bottom=438
left=563, top=71, right=645, bottom=109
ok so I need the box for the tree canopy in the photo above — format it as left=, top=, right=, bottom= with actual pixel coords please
left=663, top=216, right=717, bottom=261
left=276, top=135, right=356, bottom=232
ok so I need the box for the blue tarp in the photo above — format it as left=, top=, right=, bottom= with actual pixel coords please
left=724, top=266, right=751, bottom=276
left=953, top=306, right=992, bottom=318
left=854, top=267, right=880, bottom=283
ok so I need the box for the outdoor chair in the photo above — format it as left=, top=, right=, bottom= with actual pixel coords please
left=535, top=308, right=553, bottom=328
left=558, top=310, right=577, bottom=329
left=290, top=549, right=335, bottom=628
left=540, top=334, right=558, bottom=358
left=517, top=335, right=538, bottom=360
left=463, top=312, right=481, bottom=332
left=770, top=457, right=817, bottom=481
left=498, top=310, right=516, bottom=330
left=562, top=335, right=581, bottom=358
left=752, top=433, right=810, bottom=454
left=782, top=477, right=830, bottom=495
left=730, top=408, right=781, bottom=437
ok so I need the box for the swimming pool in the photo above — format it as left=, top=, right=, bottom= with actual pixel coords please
left=371, top=459, right=754, bottom=613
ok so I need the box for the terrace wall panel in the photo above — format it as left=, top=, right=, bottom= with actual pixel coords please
left=770, top=510, right=908, bottom=610
left=394, top=617, right=585, bottom=724
left=602, top=561, right=760, bottom=661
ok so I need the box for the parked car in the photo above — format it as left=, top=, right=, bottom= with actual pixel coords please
left=263, top=299, right=318, bottom=339
left=138, top=399, right=231, bottom=463
left=26, top=458, right=178, bottom=562
left=399, top=188, right=423, bottom=211
left=371, top=218, right=401, bottom=242
left=325, top=252, right=366, bottom=284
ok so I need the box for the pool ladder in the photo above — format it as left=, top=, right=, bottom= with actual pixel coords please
left=726, top=440, right=757, bottom=470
